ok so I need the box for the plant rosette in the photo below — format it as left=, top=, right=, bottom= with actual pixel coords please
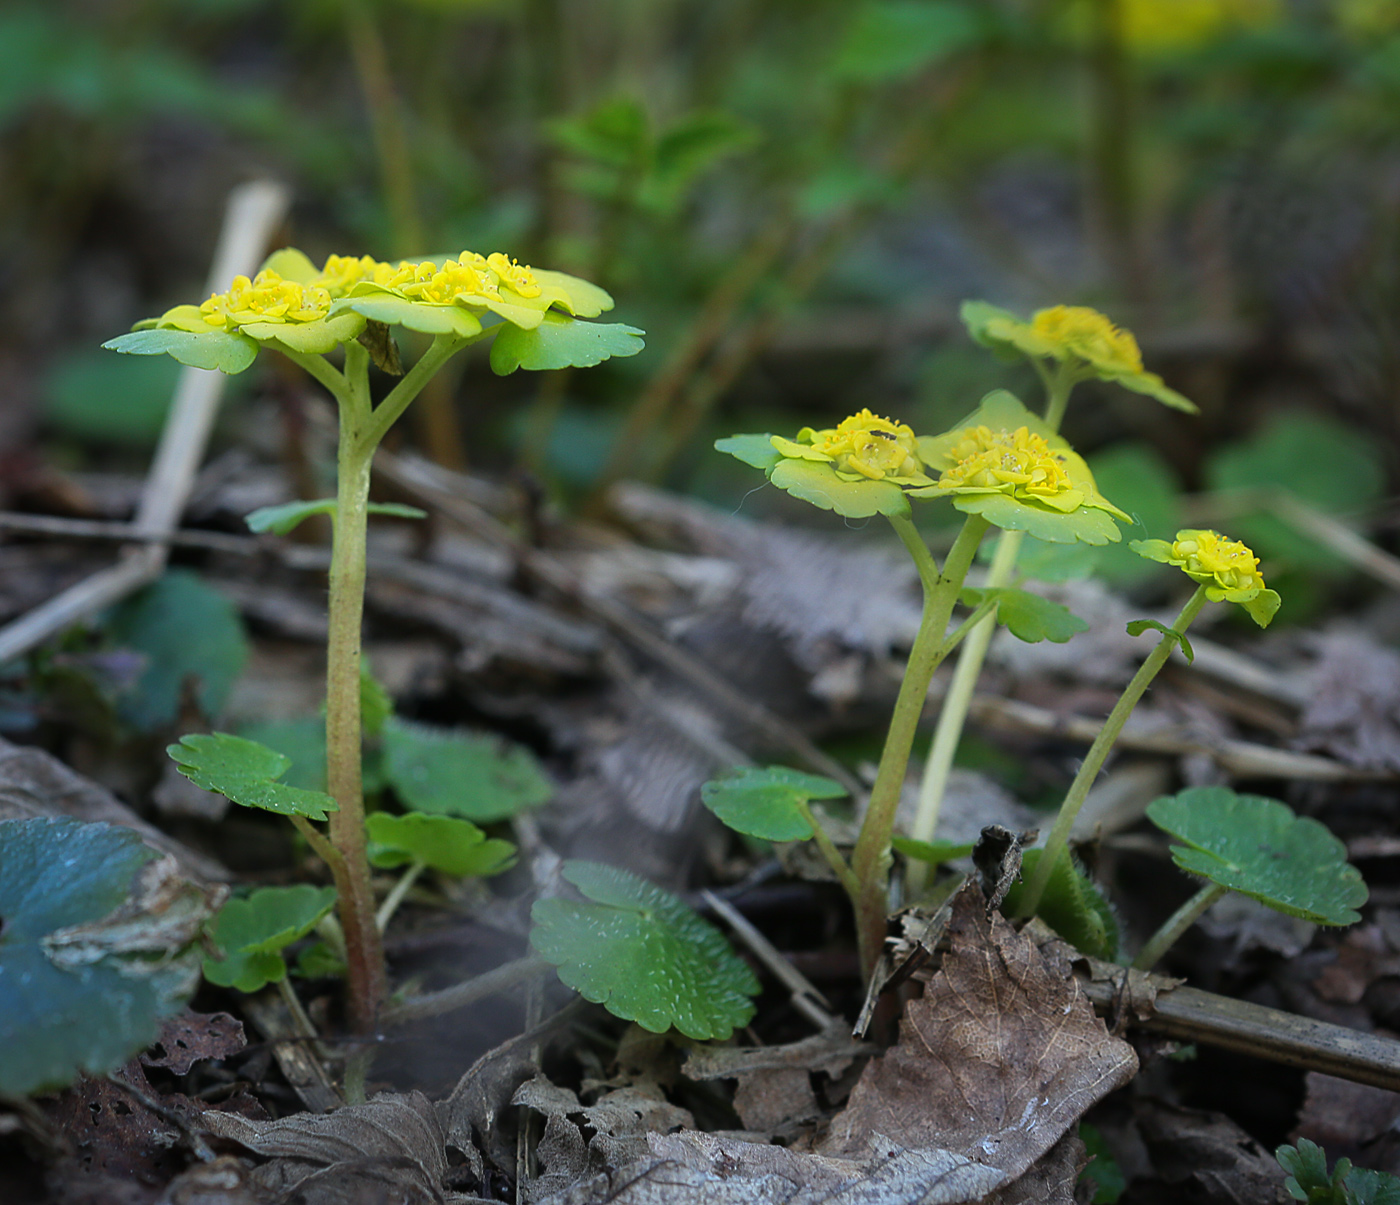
left=909, top=391, right=1132, bottom=545
left=1131, top=529, right=1281, bottom=627
left=960, top=301, right=1197, bottom=413
left=104, top=247, right=642, bottom=374
left=716, top=408, right=933, bottom=518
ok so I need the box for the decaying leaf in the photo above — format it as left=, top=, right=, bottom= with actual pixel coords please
left=1134, top=1098, right=1293, bottom=1204
left=202, top=1091, right=449, bottom=1205
left=1298, top=630, right=1400, bottom=772
left=823, top=882, right=1137, bottom=1185
left=534, top=1130, right=1007, bottom=1205
left=140, top=1010, right=246, bottom=1075
left=979, top=1129, right=1087, bottom=1205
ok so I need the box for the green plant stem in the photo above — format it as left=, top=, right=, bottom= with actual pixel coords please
left=795, top=800, right=860, bottom=899
left=906, top=357, right=1081, bottom=895
left=291, top=816, right=347, bottom=880
left=906, top=529, right=1024, bottom=896
left=1132, top=882, right=1228, bottom=971
left=376, top=859, right=427, bottom=932
left=1017, top=584, right=1210, bottom=920
left=362, top=333, right=471, bottom=448
left=849, top=512, right=989, bottom=982
left=325, top=342, right=387, bottom=1033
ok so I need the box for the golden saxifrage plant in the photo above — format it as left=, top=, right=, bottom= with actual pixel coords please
left=106, top=247, right=643, bottom=1033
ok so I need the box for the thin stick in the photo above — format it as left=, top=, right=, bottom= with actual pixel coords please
left=0, top=180, right=289, bottom=665
left=701, top=889, right=836, bottom=1031
left=381, top=955, right=553, bottom=1027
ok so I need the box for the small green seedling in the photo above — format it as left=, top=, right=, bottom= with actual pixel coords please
left=367, top=811, right=516, bottom=931
left=108, top=246, right=643, bottom=1032
left=529, top=860, right=760, bottom=1041
left=203, top=884, right=339, bottom=994
left=0, top=818, right=214, bottom=1096
left=1132, top=788, right=1368, bottom=970
left=1277, top=1137, right=1400, bottom=1204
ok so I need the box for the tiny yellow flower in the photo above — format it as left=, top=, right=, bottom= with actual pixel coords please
left=1132, top=529, right=1281, bottom=627
left=771, top=409, right=933, bottom=486
left=936, top=425, right=1079, bottom=508
left=961, top=300, right=1197, bottom=413
left=198, top=270, right=332, bottom=330
left=1030, top=306, right=1144, bottom=376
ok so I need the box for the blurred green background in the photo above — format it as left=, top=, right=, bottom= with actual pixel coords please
left=2, top=0, right=1397, bottom=569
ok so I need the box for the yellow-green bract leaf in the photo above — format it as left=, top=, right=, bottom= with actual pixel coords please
left=335, top=294, right=484, bottom=338
left=242, top=310, right=366, bottom=354
left=366, top=812, right=516, bottom=877
left=167, top=733, right=338, bottom=820
left=1002, top=848, right=1119, bottom=960
left=769, top=456, right=911, bottom=519
left=1147, top=788, right=1368, bottom=926
left=489, top=312, right=645, bottom=374
left=530, top=860, right=760, bottom=1040
left=102, top=328, right=258, bottom=374
left=715, top=433, right=782, bottom=472
left=700, top=766, right=846, bottom=842
left=960, top=587, right=1088, bottom=644
left=382, top=718, right=552, bottom=822
left=202, top=885, right=337, bottom=993
left=911, top=391, right=1127, bottom=544
left=258, top=247, right=320, bottom=283
left=0, top=818, right=205, bottom=1097
left=244, top=499, right=426, bottom=536
left=532, top=268, right=614, bottom=318
left=891, top=836, right=975, bottom=865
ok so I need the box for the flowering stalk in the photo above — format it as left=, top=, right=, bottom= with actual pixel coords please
left=849, top=512, right=989, bottom=979
left=1015, top=584, right=1209, bottom=920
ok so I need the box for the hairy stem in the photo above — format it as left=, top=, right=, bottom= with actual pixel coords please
left=1017, top=585, right=1209, bottom=920
left=326, top=341, right=387, bottom=1032
left=850, top=513, right=989, bottom=981
left=1133, top=882, right=1228, bottom=971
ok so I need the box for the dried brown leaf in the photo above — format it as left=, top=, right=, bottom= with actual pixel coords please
left=202, top=1091, right=447, bottom=1205
left=1134, top=1099, right=1291, bottom=1205
left=1298, top=630, right=1400, bottom=771
left=822, top=882, right=1137, bottom=1182
left=979, top=1129, right=1087, bottom=1205
left=142, top=1012, right=246, bottom=1076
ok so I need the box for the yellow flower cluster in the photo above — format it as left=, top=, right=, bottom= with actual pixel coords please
left=1031, top=306, right=1143, bottom=376
left=197, top=250, right=544, bottom=332
left=807, top=409, right=926, bottom=482
left=1169, top=530, right=1267, bottom=596
left=936, top=425, right=1074, bottom=502
left=200, top=271, right=333, bottom=330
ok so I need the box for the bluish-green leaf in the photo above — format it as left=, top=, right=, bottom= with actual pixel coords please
left=490, top=311, right=645, bottom=374
left=383, top=718, right=552, bottom=823
left=168, top=732, right=338, bottom=820
left=107, top=570, right=248, bottom=732
left=366, top=812, right=516, bottom=877
left=102, top=328, right=258, bottom=374
left=530, top=860, right=760, bottom=1040
left=244, top=498, right=426, bottom=536
left=1147, top=788, right=1368, bottom=926
left=203, top=885, right=337, bottom=993
left=44, top=349, right=179, bottom=446
left=1126, top=619, right=1195, bottom=663
left=700, top=766, right=846, bottom=842
left=961, top=587, right=1088, bottom=644
left=0, top=818, right=202, bottom=1096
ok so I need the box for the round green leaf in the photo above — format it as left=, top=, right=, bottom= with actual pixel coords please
left=948, top=492, right=1123, bottom=545
left=530, top=860, right=760, bottom=1040
left=203, top=885, right=337, bottom=993
left=338, top=295, right=484, bottom=338
left=489, top=312, right=645, bottom=374
left=891, top=836, right=975, bottom=865
left=102, top=328, right=258, bottom=374
left=365, top=812, right=516, bottom=877
left=700, top=765, right=846, bottom=842
left=168, top=732, right=339, bottom=820
left=768, top=456, right=911, bottom=519
left=1146, top=788, right=1368, bottom=926
left=107, top=570, right=248, bottom=732
left=0, top=818, right=200, bottom=1096
left=383, top=718, right=552, bottom=822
